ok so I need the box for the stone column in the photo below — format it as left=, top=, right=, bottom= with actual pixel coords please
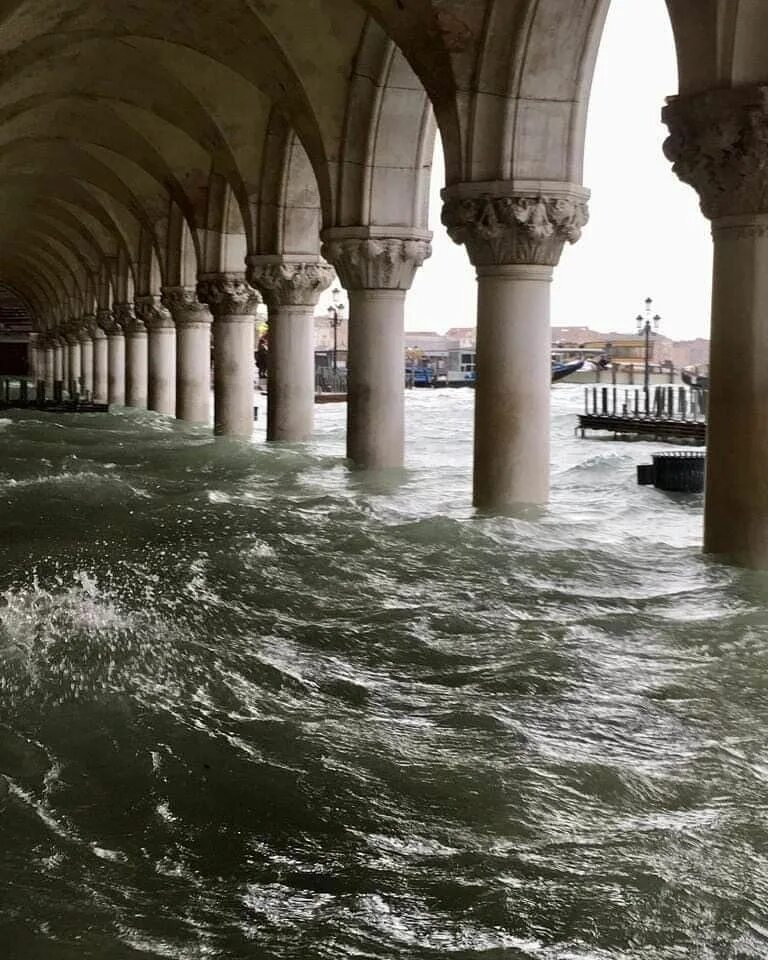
left=442, top=186, right=588, bottom=510
left=321, top=230, right=432, bottom=468
left=43, top=338, right=55, bottom=393
left=66, top=327, right=82, bottom=395
left=99, top=308, right=125, bottom=407
left=248, top=257, right=335, bottom=442
left=664, top=85, right=768, bottom=567
left=117, top=304, right=148, bottom=409
left=79, top=322, right=94, bottom=399
left=138, top=296, right=176, bottom=416
left=162, top=287, right=212, bottom=424
left=28, top=332, right=41, bottom=383
left=198, top=275, right=260, bottom=439
left=53, top=336, right=65, bottom=385
left=61, top=335, right=70, bottom=390
left=90, top=319, right=108, bottom=404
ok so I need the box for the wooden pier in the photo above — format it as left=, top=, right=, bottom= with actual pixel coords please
left=577, top=385, right=706, bottom=444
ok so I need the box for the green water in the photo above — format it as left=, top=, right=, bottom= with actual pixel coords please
left=0, top=388, right=766, bottom=959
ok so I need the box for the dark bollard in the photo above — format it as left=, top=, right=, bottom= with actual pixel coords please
left=601, top=386, right=608, bottom=415
left=54, top=381, right=63, bottom=403
left=37, top=381, right=46, bottom=405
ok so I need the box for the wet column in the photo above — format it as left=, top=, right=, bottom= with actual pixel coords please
left=61, top=335, right=70, bottom=392
left=53, top=336, right=65, bottom=385
left=249, top=256, right=334, bottom=442
left=100, top=309, right=125, bottom=407
left=162, top=287, right=212, bottom=425
left=118, top=304, right=149, bottom=409
left=442, top=186, right=589, bottom=510
left=67, top=328, right=82, bottom=395
left=28, top=333, right=41, bottom=384
left=43, top=338, right=55, bottom=393
left=665, top=86, right=768, bottom=567
left=79, top=323, right=94, bottom=399
left=138, top=296, right=176, bottom=417
left=198, top=275, right=260, bottom=439
left=321, top=230, right=432, bottom=468
left=91, top=321, right=108, bottom=404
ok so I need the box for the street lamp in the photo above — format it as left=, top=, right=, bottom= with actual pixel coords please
left=636, top=296, right=661, bottom=397
left=327, top=287, right=345, bottom=373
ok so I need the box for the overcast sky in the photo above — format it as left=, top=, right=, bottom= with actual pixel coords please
left=404, top=0, right=713, bottom=342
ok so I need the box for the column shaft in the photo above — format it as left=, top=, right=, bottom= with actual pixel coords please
left=68, top=341, right=82, bottom=394
left=148, top=326, right=176, bottom=416
left=474, top=265, right=553, bottom=510
left=704, top=221, right=768, bottom=563
left=54, top=343, right=64, bottom=383
left=213, top=318, right=255, bottom=438
left=81, top=339, right=94, bottom=397
left=125, top=331, right=149, bottom=409
left=44, top=347, right=55, bottom=392
left=267, top=305, right=315, bottom=441
left=93, top=334, right=108, bottom=403
left=347, top=290, right=405, bottom=468
left=108, top=334, right=126, bottom=406
left=176, top=321, right=211, bottom=424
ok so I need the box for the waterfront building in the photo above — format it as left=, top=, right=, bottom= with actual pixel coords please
left=0, top=0, right=763, bottom=564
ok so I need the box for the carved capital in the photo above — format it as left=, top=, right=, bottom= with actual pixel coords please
left=136, top=295, right=174, bottom=331
left=197, top=274, right=260, bottom=318
left=663, top=86, right=768, bottom=220
left=97, top=308, right=121, bottom=336
left=114, top=302, right=146, bottom=336
left=247, top=257, right=335, bottom=310
left=320, top=234, right=431, bottom=290
left=161, top=286, right=211, bottom=327
left=441, top=193, right=588, bottom=267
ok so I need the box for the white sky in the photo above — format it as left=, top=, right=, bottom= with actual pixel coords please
left=405, top=0, right=713, bottom=342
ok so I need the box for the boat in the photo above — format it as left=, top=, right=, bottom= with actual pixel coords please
left=551, top=358, right=584, bottom=382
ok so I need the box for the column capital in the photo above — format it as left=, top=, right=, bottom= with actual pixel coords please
left=441, top=181, right=589, bottom=267
left=247, top=255, right=335, bottom=309
left=115, top=302, right=146, bottom=336
left=97, top=308, right=121, bottom=336
left=197, top=274, right=260, bottom=318
left=161, top=286, right=211, bottom=327
left=663, top=86, right=768, bottom=221
left=77, top=318, right=94, bottom=342
left=320, top=227, right=432, bottom=291
left=136, top=295, right=174, bottom=331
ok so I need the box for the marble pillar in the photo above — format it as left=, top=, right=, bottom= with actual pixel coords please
left=321, top=230, right=432, bottom=468
left=99, top=309, right=125, bottom=407
left=53, top=338, right=65, bottom=385
left=138, top=296, right=176, bottom=417
left=79, top=323, right=94, bottom=399
left=665, top=86, right=768, bottom=566
left=248, top=257, right=335, bottom=442
left=43, top=339, right=55, bottom=393
left=442, top=186, right=589, bottom=510
left=90, top=321, right=108, bottom=404
left=117, top=304, right=148, bottom=409
left=67, top=329, right=82, bottom=395
left=162, top=287, right=212, bottom=425
left=198, top=275, right=260, bottom=439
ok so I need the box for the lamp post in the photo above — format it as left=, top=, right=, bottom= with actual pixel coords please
left=327, top=287, right=345, bottom=373
left=636, top=296, right=661, bottom=399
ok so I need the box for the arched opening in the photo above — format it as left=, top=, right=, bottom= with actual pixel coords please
left=0, top=282, right=33, bottom=374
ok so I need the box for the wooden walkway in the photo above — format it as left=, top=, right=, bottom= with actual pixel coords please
left=578, top=385, right=706, bottom=444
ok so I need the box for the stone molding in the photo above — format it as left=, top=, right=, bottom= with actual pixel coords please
left=197, top=274, right=260, bottom=318
left=161, top=286, right=211, bottom=327
left=320, top=236, right=431, bottom=291
left=114, top=302, right=146, bottom=336
left=97, top=308, right=122, bottom=336
left=136, top=295, right=174, bottom=331
left=247, top=257, right=335, bottom=310
left=441, top=193, right=588, bottom=267
left=663, top=86, right=768, bottom=221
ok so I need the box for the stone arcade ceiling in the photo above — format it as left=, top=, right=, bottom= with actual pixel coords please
left=0, top=0, right=755, bottom=333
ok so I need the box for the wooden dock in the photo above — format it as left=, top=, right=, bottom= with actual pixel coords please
left=577, top=385, right=706, bottom=444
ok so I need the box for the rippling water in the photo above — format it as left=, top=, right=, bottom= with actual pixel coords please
left=1, top=386, right=767, bottom=959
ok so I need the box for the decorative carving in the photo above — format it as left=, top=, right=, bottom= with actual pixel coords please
left=161, top=286, right=211, bottom=326
left=97, top=308, right=121, bottom=336
left=441, top=194, right=588, bottom=267
left=114, top=302, right=146, bottom=336
left=197, top=274, right=260, bottom=318
left=78, top=317, right=95, bottom=342
left=247, top=259, right=335, bottom=310
left=320, top=237, right=431, bottom=290
left=136, top=295, right=174, bottom=331
left=663, top=86, right=768, bottom=221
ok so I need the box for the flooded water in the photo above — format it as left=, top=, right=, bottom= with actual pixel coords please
left=1, top=386, right=766, bottom=959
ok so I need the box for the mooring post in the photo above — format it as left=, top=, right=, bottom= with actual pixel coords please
left=601, top=386, right=608, bottom=415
